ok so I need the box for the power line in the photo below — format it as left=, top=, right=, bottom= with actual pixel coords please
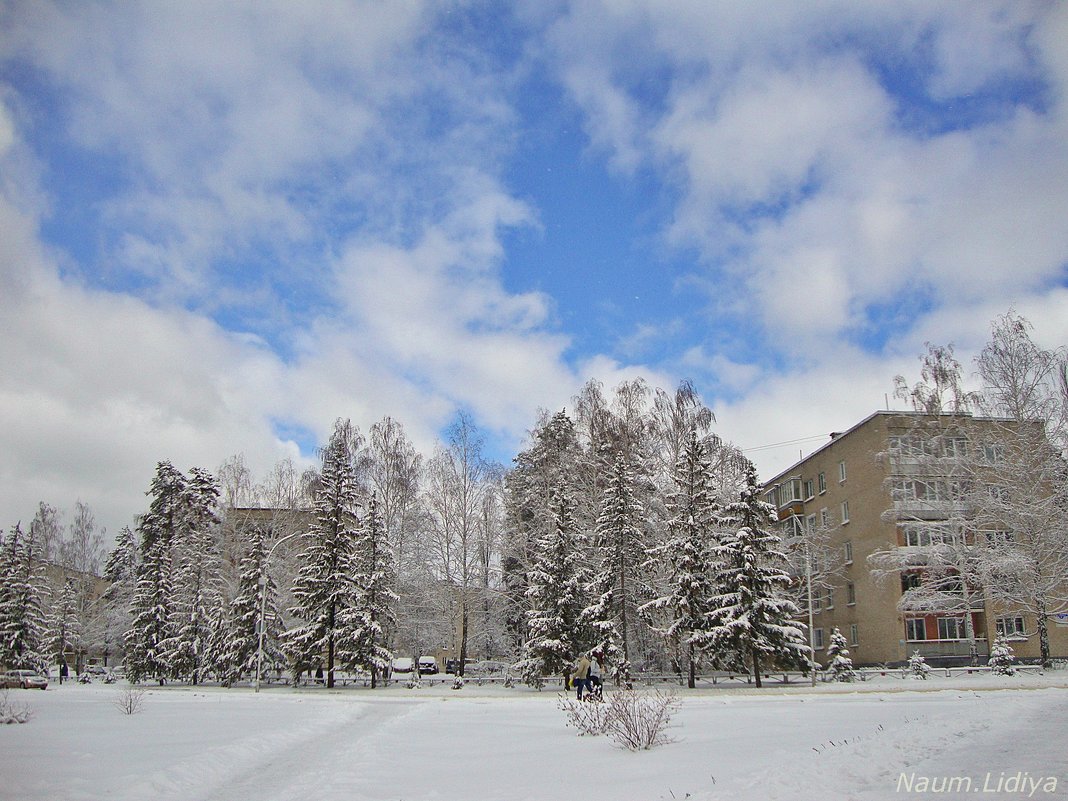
left=741, top=433, right=830, bottom=454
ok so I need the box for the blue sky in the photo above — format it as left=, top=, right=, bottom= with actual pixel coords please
left=2, top=1, right=1067, bottom=538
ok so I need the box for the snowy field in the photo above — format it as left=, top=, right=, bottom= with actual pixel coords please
left=2, top=674, right=1067, bottom=801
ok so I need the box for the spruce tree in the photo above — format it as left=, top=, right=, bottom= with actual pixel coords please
left=164, top=467, right=222, bottom=684
left=517, top=489, right=591, bottom=688
left=46, top=578, right=80, bottom=681
left=125, top=461, right=186, bottom=684
left=641, top=428, right=722, bottom=688
left=283, top=420, right=362, bottom=688
left=699, top=461, right=808, bottom=688
left=988, top=636, right=1016, bottom=675
left=0, top=524, right=48, bottom=672
left=908, top=650, right=930, bottom=679
left=583, top=450, right=648, bottom=684
left=341, top=494, right=397, bottom=687
left=825, top=627, right=856, bottom=682
left=217, top=525, right=285, bottom=685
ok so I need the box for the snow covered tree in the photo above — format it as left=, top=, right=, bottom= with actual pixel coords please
left=0, top=524, right=48, bottom=672
left=341, top=494, right=397, bottom=687
left=583, top=450, right=649, bottom=684
left=45, top=578, right=80, bottom=681
left=100, top=526, right=139, bottom=667
left=640, top=428, right=722, bottom=688
left=698, top=461, right=808, bottom=688
left=987, top=636, right=1016, bottom=675
left=517, top=489, right=591, bottom=688
left=283, top=419, right=363, bottom=688
left=216, top=525, right=285, bottom=685
left=908, top=650, right=930, bottom=679
left=164, top=467, right=222, bottom=684
left=503, top=410, right=588, bottom=658
left=124, top=461, right=186, bottom=684
left=825, top=627, right=856, bottom=682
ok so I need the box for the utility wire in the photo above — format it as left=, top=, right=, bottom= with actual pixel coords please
left=741, top=433, right=830, bottom=454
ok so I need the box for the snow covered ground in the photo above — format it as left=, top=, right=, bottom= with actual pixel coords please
left=2, top=673, right=1067, bottom=801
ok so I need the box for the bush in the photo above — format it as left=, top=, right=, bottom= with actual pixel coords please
left=113, top=686, right=146, bottom=715
left=559, top=689, right=680, bottom=750
left=603, top=689, right=680, bottom=750
left=0, top=690, right=33, bottom=724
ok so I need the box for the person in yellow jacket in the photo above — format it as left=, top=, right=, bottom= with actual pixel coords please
left=571, top=654, right=591, bottom=700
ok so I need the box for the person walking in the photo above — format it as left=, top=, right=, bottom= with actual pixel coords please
left=572, top=654, right=591, bottom=700
left=588, top=651, right=603, bottom=700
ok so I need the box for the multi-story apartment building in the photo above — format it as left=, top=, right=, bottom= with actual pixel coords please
left=762, top=411, right=1068, bottom=667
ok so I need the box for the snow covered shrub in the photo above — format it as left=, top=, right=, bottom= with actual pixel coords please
left=988, top=637, right=1016, bottom=675
left=559, top=694, right=613, bottom=737
left=0, top=690, right=33, bottom=724
left=113, top=686, right=146, bottom=715
left=603, top=689, right=680, bottom=751
left=451, top=676, right=465, bottom=690
left=503, top=675, right=515, bottom=689
left=826, top=628, right=856, bottom=682
left=907, top=651, right=930, bottom=680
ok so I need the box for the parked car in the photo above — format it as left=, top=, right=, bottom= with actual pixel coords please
left=417, top=656, right=439, bottom=675
left=390, top=657, right=415, bottom=676
left=445, top=658, right=475, bottom=674
left=2, top=669, right=48, bottom=690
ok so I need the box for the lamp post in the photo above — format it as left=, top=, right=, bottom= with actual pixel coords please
left=255, top=530, right=301, bottom=693
left=804, top=534, right=817, bottom=688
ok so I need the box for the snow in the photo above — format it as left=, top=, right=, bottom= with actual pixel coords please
left=2, top=674, right=1067, bottom=801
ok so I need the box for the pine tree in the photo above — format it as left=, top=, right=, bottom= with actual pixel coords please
left=908, top=650, right=930, bottom=679
left=517, top=489, right=591, bottom=688
left=0, top=524, right=48, bottom=672
left=583, top=450, right=648, bottom=684
left=640, top=429, right=722, bottom=688
left=125, top=461, right=186, bottom=684
left=164, top=467, right=222, bottom=684
left=217, top=526, right=285, bottom=685
left=283, top=420, right=362, bottom=688
left=340, top=494, right=397, bottom=687
left=101, top=526, right=139, bottom=667
left=825, top=627, right=856, bottom=682
left=988, top=636, right=1016, bottom=675
left=46, top=578, right=80, bottom=681
left=698, top=461, right=808, bottom=688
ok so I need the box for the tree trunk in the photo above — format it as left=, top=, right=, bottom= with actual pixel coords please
left=1037, top=601, right=1051, bottom=668
left=752, top=648, right=763, bottom=689
left=687, top=642, right=696, bottom=690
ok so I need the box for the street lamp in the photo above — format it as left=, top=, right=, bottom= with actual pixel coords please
left=255, top=529, right=301, bottom=693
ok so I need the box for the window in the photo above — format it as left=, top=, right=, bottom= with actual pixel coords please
left=847, top=582, right=856, bottom=605
left=825, top=588, right=834, bottom=610
left=804, top=479, right=815, bottom=500
left=937, top=617, right=965, bottom=640
left=995, top=616, right=1026, bottom=638
left=820, top=507, right=829, bottom=528
left=813, top=628, right=825, bottom=650
left=983, top=530, right=1015, bottom=547
left=901, top=572, right=922, bottom=593
left=849, top=624, right=859, bottom=646
left=840, top=501, right=850, bottom=524
left=943, top=437, right=967, bottom=458
left=843, top=540, right=854, bottom=564
left=806, top=514, right=817, bottom=533
left=983, top=442, right=1004, bottom=464
left=905, top=618, right=927, bottom=641
left=901, top=524, right=951, bottom=547
left=838, top=460, right=847, bottom=483
left=818, top=472, right=826, bottom=494
left=811, top=591, right=822, bottom=613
